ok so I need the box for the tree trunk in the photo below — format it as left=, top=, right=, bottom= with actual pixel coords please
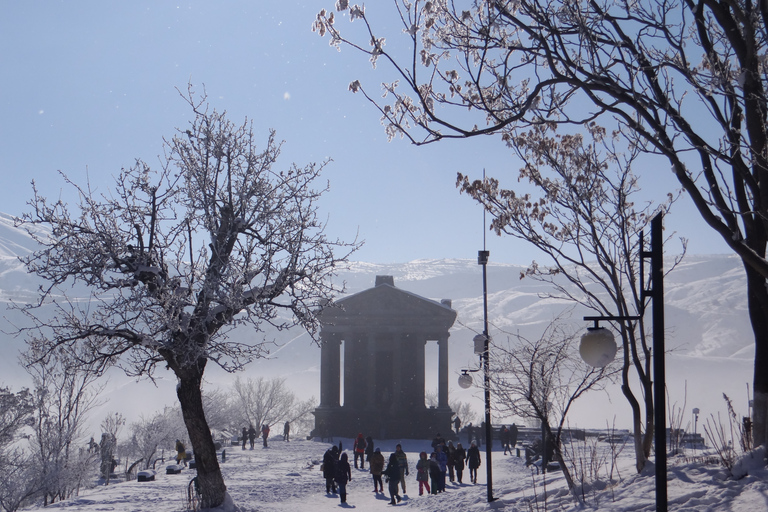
left=176, top=362, right=227, bottom=509
left=745, top=263, right=768, bottom=448
left=620, top=330, right=652, bottom=473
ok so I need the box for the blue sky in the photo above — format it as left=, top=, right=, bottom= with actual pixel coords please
left=0, top=1, right=729, bottom=265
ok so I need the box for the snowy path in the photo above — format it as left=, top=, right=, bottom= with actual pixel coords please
left=35, top=438, right=534, bottom=512
left=25, top=438, right=768, bottom=511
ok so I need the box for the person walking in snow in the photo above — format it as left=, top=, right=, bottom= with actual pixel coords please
left=395, top=443, right=409, bottom=494
left=241, top=427, right=248, bottom=450
left=335, top=452, right=352, bottom=504
left=283, top=421, right=290, bottom=442
left=323, top=447, right=338, bottom=494
left=453, top=442, right=467, bottom=484
left=509, top=423, right=519, bottom=453
left=446, top=440, right=457, bottom=482
left=369, top=447, right=385, bottom=493
left=353, top=433, right=367, bottom=469
left=248, top=424, right=257, bottom=449
left=175, top=439, right=187, bottom=466
left=261, top=423, right=270, bottom=448
left=415, top=451, right=431, bottom=496
left=428, top=453, right=442, bottom=494
left=467, top=441, right=481, bottom=484
left=500, top=425, right=511, bottom=454
left=384, top=452, right=402, bottom=505
left=434, top=443, right=448, bottom=492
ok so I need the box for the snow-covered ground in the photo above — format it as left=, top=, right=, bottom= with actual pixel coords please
left=25, top=437, right=768, bottom=512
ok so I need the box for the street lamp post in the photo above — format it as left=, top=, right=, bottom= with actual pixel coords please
left=458, top=249, right=496, bottom=503
left=580, top=213, right=667, bottom=512
left=478, top=249, right=495, bottom=503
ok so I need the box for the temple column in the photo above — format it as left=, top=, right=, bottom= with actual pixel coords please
left=392, top=333, right=403, bottom=409
left=319, top=332, right=341, bottom=407
left=416, top=338, right=426, bottom=407
left=343, top=332, right=355, bottom=408
left=345, top=332, right=369, bottom=409
left=400, top=333, right=417, bottom=408
left=366, top=333, right=377, bottom=408
left=438, top=334, right=450, bottom=408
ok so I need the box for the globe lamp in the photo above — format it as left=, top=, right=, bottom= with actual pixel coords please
left=579, top=327, right=617, bottom=367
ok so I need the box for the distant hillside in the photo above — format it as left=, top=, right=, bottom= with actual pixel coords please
left=0, top=212, right=754, bottom=429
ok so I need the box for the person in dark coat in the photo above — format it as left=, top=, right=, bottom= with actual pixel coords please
left=467, top=441, right=481, bottom=484
left=335, top=452, right=352, bottom=504
left=248, top=424, right=257, bottom=450
left=383, top=452, right=402, bottom=505
left=500, top=425, right=511, bottom=454
left=241, top=427, right=248, bottom=450
left=445, top=440, right=456, bottom=482
left=428, top=453, right=441, bottom=494
left=509, top=423, right=519, bottom=452
left=323, top=448, right=338, bottom=494
left=283, top=421, right=290, bottom=442
left=369, top=447, right=385, bottom=493
left=453, top=442, right=467, bottom=484
left=430, top=432, right=446, bottom=451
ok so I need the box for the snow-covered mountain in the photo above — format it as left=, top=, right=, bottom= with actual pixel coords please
left=0, top=212, right=754, bottom=430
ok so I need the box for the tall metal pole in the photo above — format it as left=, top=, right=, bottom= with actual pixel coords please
left=478, top=249, right=494, bottom=503
left=650, top=213, right=667, bottom=511
left=584, top=213, right=666, bottom=511
left=478, top=169, right=495, bottom=503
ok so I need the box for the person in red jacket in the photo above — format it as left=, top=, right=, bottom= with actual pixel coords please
left=261, top=424, right=270, bottom=448
left=353, top=433, right=367, bottom=469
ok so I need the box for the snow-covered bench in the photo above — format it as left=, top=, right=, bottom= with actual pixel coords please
left=137, top=470, right=156, bottom=482
left=165, top=464, right=184, bottom=474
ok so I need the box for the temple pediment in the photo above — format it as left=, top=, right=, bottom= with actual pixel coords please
left=319, top=277, right=457, bottom=332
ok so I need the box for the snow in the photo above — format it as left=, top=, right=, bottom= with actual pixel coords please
left=23, top=437, right=768, bottom=512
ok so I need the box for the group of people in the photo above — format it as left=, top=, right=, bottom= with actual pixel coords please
left=239, top=421, right=292, bottom=449
left=241, top=423, right=271, bottom=449
left=321, top=432, right=483, bottom=506
left=416, top=432, right=483, bottom=494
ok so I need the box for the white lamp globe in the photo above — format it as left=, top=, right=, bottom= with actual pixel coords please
left=579, top=327, right=617, bottom=367
left=458, top=372, right=473, bottom=389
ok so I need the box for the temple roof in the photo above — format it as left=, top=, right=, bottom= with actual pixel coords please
left=318, top=275, right=457, bottom=333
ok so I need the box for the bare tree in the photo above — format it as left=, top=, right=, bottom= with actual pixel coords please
left=459, top=123, right=683, bottom=472
left=314, top=0, right=768, bottom=447
left=0, top=387, right=37, bottom=512
left=425, top=390, right=480, bottom=427
left=0, top=450, right=40, bottom=512
left=13, top=86, right=359, bottom=508
left=230, top=377, right=315, bottom=434
left=24, top=353, right=101, bottom=505
left=489, top=319, right=618, bottom=494
left=98, top=412, right=125, bottom=484
left=124, top=407, right=181, bottom=471
left=0, top=386, right=34, bottom=454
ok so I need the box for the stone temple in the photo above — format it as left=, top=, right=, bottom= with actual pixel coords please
left=312, top=275, right=457, bottom=439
